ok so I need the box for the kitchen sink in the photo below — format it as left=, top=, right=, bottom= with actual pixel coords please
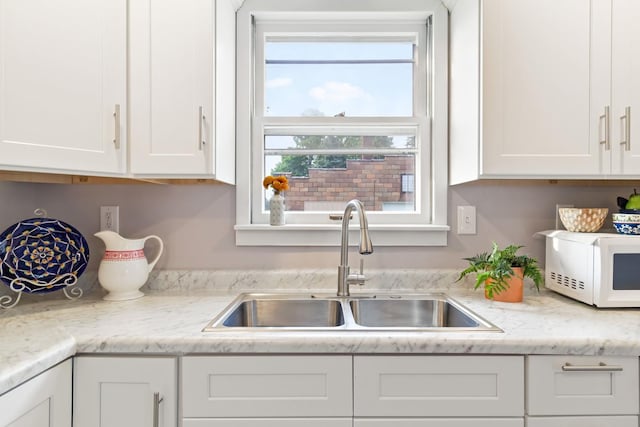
left=219, top=298, right=344, bottom=328
left=349, top=297, right=485, bottom=328
left=204, top=293, right=501, bottom=332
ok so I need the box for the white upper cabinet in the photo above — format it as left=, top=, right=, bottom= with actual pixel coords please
left=0, top=0, right=236, bottom=182
left=450, top=0, right=640, bottom=183
left=129, top=0, right=235, bottom=183
left=481, top=0, right=599, bottom=177
left=0, top=0, right=127, bottom=175
left=610, top=0, right=640, bottom=175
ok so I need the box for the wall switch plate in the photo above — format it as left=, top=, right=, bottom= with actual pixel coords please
left=556, top=204, right=574, bottom=230
left=100, top=206, right=119, bottom=233
left=457, top=205, right=476, bottom=235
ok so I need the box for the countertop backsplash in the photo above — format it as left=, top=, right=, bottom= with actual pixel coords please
left=142, top=268, right=472, bottom=293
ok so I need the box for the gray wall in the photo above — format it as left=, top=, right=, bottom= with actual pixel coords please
left=0, top=181, right=631, bottom=271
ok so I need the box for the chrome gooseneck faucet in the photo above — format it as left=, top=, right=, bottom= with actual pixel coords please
left=337, top=199, right=373, bottom=297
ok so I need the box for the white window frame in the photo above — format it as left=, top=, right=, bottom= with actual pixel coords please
left=235, top=0, right=449, bottom=247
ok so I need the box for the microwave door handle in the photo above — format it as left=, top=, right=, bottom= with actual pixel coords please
left=562, top=362, right=623, bottom=372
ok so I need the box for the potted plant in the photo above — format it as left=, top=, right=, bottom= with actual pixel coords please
left=457, top=243, right=543, bottom=302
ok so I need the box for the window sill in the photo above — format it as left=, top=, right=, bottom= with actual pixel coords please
left=234, top=224, right=449, bottom=247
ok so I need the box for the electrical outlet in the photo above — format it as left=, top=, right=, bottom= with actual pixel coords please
left=556, top=204, right=574, bottom=230
left=457, top=205, right=477, bottom=235
left=100, top=206, right=120, bottom=233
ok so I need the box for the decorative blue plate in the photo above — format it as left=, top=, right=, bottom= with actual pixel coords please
left=0, top=217, right=89, bottom=294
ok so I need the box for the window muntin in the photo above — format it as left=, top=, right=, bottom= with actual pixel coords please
left=264, top=134, right=415, bottom=150
left=253, top=20, right=429, bottom=226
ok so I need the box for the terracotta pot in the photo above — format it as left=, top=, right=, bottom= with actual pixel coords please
left=484, top=267, right=524, bottom=303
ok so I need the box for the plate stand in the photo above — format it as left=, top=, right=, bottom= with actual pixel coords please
left=0, top=273, right=83, bottom=309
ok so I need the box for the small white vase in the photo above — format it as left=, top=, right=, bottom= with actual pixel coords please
left=270, top=192, right=285, bottom=226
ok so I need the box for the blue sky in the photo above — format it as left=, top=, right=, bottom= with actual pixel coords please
left=265, top=41, right=413, bottom=117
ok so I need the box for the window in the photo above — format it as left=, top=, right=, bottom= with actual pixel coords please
left=401, top=174, right=415, bottom=193
left=236, top=0, right=449, bottom=246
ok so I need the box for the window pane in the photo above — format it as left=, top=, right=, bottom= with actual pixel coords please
left=265, top=42, right=413, bottom=117
left=264, top=153, right=416, bottom=213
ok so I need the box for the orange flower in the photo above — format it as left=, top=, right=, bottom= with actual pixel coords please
left=262, top=175, right=275, bottom=189
left=263, top=175, right=289, bottom=193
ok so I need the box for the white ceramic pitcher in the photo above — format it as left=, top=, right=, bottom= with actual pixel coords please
left=95, top=231, right=164, bottom=301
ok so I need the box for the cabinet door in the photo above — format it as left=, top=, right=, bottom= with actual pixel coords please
left=354, top=355, right=524, bottom=417
left=0, top=359, right=71, bottom=427
left=130, top=0, right=235, bottom=181
left=130, top=0, right=212, bottom=176
left=0, top=0, right=126, bottom=174
left=481, top=0, right=609, bottom=177
left=73, top=356, right=177, bottom=427
left=611, top=0, right=640, bottom=175
left=354, top=419, right=523, bottom=427
left=527, top=416, right=639, bottom=427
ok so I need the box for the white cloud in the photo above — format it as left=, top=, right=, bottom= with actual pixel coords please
left=265, top=77, right=293, bottom=89
left=309, top=81, right=372, bottom=102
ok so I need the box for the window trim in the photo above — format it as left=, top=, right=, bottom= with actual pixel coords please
left=255, top=21, right=427, bottom=225
left=235, top=0, right=449, bottom=247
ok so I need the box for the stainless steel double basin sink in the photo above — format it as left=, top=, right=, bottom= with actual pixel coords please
left=203, top=293, right=501, bottom=332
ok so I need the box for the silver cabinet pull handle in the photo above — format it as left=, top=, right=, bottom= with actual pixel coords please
left=599, top=106, right=610, bottom=150
left=562, top=362, right=623, bottom=372
left=152, top=392, right=163, bottom=427
left=620, top=106, right=631, bottom=151
left=113, top=104, right=121, bottom=149
left=198, top=106, right=206, bottom=151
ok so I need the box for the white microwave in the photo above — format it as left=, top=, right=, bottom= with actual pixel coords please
left=541, top=230, right=640, bottom=307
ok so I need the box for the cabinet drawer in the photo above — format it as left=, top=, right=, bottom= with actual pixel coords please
left=354, top=355, right=524, bottom=417
left=183, top=419, right=352, bottom=427
left=527, top=416, right=639, bottom=427
left=527, top=356, right=639, bottom=415
left=354, top=418, right=523, bottom=427
left=182, top=356, right=352, bottom=417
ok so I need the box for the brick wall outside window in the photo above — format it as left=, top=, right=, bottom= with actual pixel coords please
left=280, top=155, right=414, bottom=211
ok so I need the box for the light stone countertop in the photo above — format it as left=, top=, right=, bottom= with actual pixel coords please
left=2, top=269, right=640, bottom=396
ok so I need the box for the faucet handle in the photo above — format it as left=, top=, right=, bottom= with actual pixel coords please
left=347, top=259, right=367, bottom=286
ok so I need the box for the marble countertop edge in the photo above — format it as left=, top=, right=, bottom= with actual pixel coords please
left=2, top=269, right=640, bottom=397
left=0, top=334, right=75, bottom=396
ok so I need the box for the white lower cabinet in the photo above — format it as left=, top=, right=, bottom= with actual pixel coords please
left=354, top=419, right=523, bottom=426
left=526, top=416, right=638, bottom=427
left=5, top=353, right=638, bottom=427
left=73, top=356, right=178, bottom=427
left=182, top=355, right=352, bottom=425
left=0, top=359, right=71, bottom=427
left=354, top=355, right=525, bottom=418
left=182, top=355, right=526, bottom=425
left=182, top=420, right=352, bottom=427
left=527, top=355, right=639, bottom=426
